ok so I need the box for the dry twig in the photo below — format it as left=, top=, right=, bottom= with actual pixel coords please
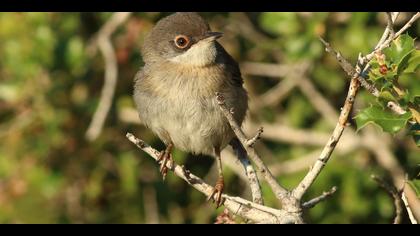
left=302, top=186, right=337, bottom=209
left=231, top=138, right=264, bottom=205
left=292, top=76, right=360, bottom=200
left=371, top=175, right=403, bottom=224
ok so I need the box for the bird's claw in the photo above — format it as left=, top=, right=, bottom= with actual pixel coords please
left=158, top=146, right=173, bottom=181
left=207, top=176, right=225, bottom=208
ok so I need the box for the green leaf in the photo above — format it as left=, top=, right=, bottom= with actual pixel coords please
left=383, top=34, right=415, bottom=66
left=355, top=105, right=412, bottom=133
left=402, top=50, right=420, bottom=74
left=379, top=90, right=397, bottom=102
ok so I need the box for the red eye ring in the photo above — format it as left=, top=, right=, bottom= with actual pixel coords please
left=174, top=35, right=190, bottom=49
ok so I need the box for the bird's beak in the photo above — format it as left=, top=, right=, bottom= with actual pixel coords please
left=203, top=31, right=223, bottom=41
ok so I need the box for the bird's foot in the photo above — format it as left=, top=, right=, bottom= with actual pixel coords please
left=158, top=144, right=173, bottom=180
left=207, top=175, right=225, bottom=208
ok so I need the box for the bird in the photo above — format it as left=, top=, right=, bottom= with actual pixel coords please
left=133, top=12, right=248, bottom=207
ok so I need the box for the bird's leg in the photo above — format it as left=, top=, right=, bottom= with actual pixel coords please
left=158, top=142, right=173, bottom=180
left=207, top=147, right=225, bottom=208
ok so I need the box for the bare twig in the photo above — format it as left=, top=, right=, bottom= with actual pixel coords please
left=394, top=12, right=420, bottom=42
left=365, top=12, right=419, bottom=62
left=371, top=175, right=403, bottom=224
left=302, top=186, right=337, bottom=209
left=374, top=12, right=395, bottom=50
left=292, top=76, right=360, bottom=200
left=126, top=132, right=298, bottom=224
left=402, top=191, right=418, bottom=224
left=319, top=38, right=407, bottom=116
left=246, top=127, right=264, bottom=148
left=318, top=14, right=420, bottom=117
left=85, top=12, right=132, bottom=141
left=216, top=93, right=289, bottom=202
left=319, top=38, right=356, bottom=78
left=231, top=139, right=264, bottom=205
left=364, top=129, right=420, bottom=221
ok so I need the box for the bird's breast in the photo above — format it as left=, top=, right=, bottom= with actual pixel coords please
left=135, top=63, right=247, bottom=156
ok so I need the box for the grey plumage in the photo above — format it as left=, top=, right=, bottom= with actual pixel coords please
left=134, top=12, right=248, bottom=156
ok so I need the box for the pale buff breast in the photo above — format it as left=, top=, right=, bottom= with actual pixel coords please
left=134, top=62, right=247, bottom=156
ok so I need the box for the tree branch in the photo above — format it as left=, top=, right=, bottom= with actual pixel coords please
left=215, top=93, right=289, bottom=202
left=402, top=191, right=418, bottom=224
left=126, top=132, right=298, bottom=223
left=371, top=175, right=403, bottom=224
left=394, top=12, right=420, bottom=39
left=292, top=76, right=360, bottom=200
left=245, top=127, right=264, bottom=148
left=302, top=186, right=337, bottom=209
left=231, top=139, right=264, bottom=205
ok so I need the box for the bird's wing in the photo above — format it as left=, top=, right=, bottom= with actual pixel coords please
left=216, top=42, right=244, bottom=88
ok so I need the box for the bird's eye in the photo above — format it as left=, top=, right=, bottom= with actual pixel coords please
left=174, top=35, right=190, bottom=49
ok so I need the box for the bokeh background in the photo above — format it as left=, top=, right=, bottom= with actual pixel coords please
left=0, top=12, right=419, bottom=224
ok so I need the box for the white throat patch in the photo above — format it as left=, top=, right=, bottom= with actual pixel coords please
left=169, top=40, right=217, bottom=67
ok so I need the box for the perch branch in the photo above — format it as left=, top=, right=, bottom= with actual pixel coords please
left=126, top=132, right=298, bottom=223
left=85, top=12, right=132, bottom=141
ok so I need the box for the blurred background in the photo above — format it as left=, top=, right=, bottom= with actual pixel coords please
left=0, top=12, right=419, bottom=224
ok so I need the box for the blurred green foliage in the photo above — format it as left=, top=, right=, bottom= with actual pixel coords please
left=0, top=12, right=418, bottom=224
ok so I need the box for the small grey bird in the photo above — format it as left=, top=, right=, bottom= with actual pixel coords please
left=133, top=12, right=248, bottom=207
